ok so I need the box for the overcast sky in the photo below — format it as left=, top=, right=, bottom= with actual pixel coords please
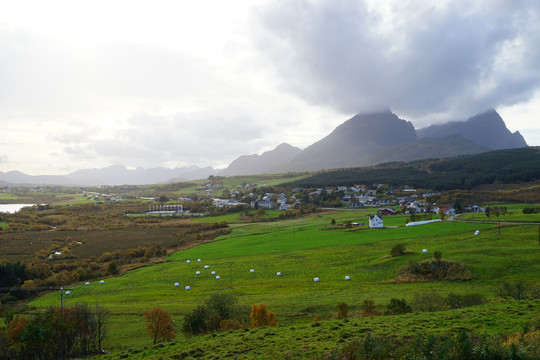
left=1, top=0, right=539, bottom=175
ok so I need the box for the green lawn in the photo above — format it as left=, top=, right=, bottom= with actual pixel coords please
left=460, top=211, right=540, bottom=223
left=28, top=214, right=539, bottom=354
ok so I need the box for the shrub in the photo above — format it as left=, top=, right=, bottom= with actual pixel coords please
left=361, top=300, right=382, bottom=317
left=337, top=302, right=349, bottom=319
left=219, top=319, right=245, bottom=331
left=385, top=298, right=412, bottom=315
left=412, top=292, right=448, bottom=312
left=318, top=333, right=392, bottom=359
left=390, top=244, right=406, bottom=257
left=182, top=305, right=209, bottom=336
left=445, top=293, right=487, bottom=309
left=182, top=294, right=250, bottom=336
left=250, top=304, right=277, bottom=328
left=396, top=259, right=472, bottom=282
left=496, top=281, right=533, bottom=300
left=106, top=260, right=119, bottom=275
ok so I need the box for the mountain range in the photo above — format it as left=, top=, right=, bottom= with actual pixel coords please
left=0, top=109, right=527, bottom=185
left=220, top=109, right=526, bottom=175
left=0, top=165, right=216, bottom=187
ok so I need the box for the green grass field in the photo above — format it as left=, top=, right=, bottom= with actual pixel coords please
left=460, top=211, right=540, bottom=222
left=27, top=207, right=539, bottom=359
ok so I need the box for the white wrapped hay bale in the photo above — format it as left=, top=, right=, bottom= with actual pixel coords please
left=474, top=230, right=480, bottom=235
left=215, top=275, right=221, bottom=279
left=185, top=285, right=191, bottom=290
left=345, top=275, right=350, bottom=281
left=211, top=271, right=216, bottom=275
left=100, top=280, right=105, bottom=284
left=196, top=271, right=201, bottom=275
left=423, top=249, right=428, bottom=253
left=197, top=259, right=201, bottom=262
left=204, top=265, right=210, bottom=269
left=250, top=269, right=255, bottom=273
left=186, top=260, right=191, bottom=263
left=65, top=291, right=70, bottom=295
left=174, top=282, right=179, bottom=287
left=276, top=272, right=282, bottom=276
left=85, top=282, right=90, bottom=285
left=314, top=277, right=319, bottom=282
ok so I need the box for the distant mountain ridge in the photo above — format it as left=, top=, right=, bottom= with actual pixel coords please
left=273, top=110, right=418, bottom=172
left=417, top=109, right=527, bottom=149
left=0, top=165, right=217, bottom=186
left=220, top=143, right=302, bottom=176
left=220, top=109, right=526, bottom=176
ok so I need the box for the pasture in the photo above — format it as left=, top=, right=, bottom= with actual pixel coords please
left=28, top=209, right=539, bottom=356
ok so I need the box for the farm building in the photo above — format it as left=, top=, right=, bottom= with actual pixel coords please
left=368, top=214, right=384, bottom=228
left=378, top=208, right=396, bottom=215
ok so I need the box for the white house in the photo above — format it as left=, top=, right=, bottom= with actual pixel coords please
left=276, top=195, right=287, bottom=204
left=368, top=214, right=384, bottom=228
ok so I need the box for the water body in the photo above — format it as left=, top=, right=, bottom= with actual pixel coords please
left=0, top=204, right=35, bottom=213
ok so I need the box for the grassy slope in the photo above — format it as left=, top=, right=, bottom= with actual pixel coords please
left=28, top=211, right=539, bottom=358
left=101, top=300, right=540, bottom=360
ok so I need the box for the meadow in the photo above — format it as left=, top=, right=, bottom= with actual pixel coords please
left=27, top=209, right=540, bottom=358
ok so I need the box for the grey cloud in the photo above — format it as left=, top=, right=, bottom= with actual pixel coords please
left=65, top=111, right=270, bottom=168
left=253, top=0, right=540, bottom=121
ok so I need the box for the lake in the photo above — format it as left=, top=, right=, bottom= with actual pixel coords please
left=0, top=204, right=36, bottom=213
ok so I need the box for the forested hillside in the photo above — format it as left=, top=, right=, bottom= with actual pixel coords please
left=282, top=147, right=540, bottom=190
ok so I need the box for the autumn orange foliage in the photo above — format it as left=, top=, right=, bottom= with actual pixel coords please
left=250, top=304, right=277, bottom=328
left=144, top=307, right=176, bottom=344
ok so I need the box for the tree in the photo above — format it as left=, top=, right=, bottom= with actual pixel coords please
left=438, top=208, right=446, bottom=221
left=434, top=251, right=442, bottom=263
left=206, top=293, right=241, bottom=321
left=453, top=201, right=463, bottom=214
left=485, top=206, right=491, bottom=219
left=182, top=305, right=209, bottom=336
left=250, top=304, right=277, bottom=328
left=158, top=195, right=169, bottom=203
left=94, top=303, right=110, bottom=352
left=144, top=307, right=176, bottom=344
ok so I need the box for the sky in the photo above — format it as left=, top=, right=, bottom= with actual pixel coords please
left=1, top=0, right=539, bottom=175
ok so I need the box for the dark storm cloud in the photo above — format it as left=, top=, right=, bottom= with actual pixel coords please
left=253, top=0, right=540, bottom=120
